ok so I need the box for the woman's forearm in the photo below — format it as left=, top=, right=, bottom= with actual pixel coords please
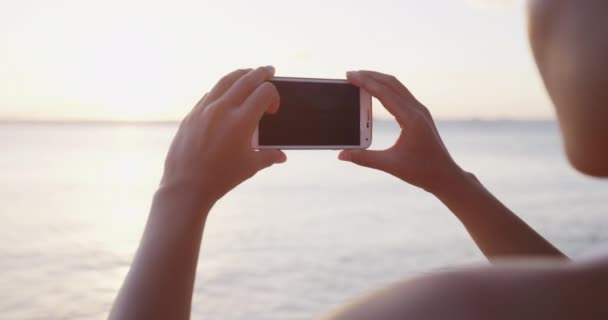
left=109, top=185, right=214, bottom=320
left=109, top=66, right=286, bottom=319
left=433, top=170, right=565, bottom=259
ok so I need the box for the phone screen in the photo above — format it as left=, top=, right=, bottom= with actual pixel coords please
left=258, top=79, right=361, bottom=146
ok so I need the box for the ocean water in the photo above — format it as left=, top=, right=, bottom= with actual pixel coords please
left=0, top=121, right=607, bottom=319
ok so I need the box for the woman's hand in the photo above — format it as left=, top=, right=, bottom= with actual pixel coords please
left=161, top=66, right=286, bottom=207
left=339, top=70, right=464, bottom=194
left=339, top=70, right=565, bottom=259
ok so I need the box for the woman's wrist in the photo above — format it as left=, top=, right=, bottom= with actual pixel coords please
left=154, top=181, right=217, bottom=220
left=428, top=167, right=481, bottom=202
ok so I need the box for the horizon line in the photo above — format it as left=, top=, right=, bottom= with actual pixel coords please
left=0, top=117, right=556, bottom=126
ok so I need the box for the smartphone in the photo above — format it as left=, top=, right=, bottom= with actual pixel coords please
left=253, top=77, right=373, bottom=150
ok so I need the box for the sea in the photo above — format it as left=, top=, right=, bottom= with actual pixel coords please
left=1, top=120, right=606, bottom=319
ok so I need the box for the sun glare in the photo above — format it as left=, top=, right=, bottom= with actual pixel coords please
left=0, top=0, right=553, bottom=121
left=52, top=40, right=198, bottom=122
left=465, top=0, right=519, bottom=9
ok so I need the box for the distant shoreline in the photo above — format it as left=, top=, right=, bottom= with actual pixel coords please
left=0, top=118, right=557, bottom=126
left=0, top=119, right=180, bottom=126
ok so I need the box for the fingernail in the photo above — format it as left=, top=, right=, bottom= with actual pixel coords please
left=338, top=152, right=351, bottom=161
left=265, top=65, right=275, bottom=73
left=346, top=71, right=359, bottom=79
left=276, top=152, right=287, bottom=163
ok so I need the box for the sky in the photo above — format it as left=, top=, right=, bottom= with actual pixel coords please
left=0, top=0, right=554, bottom=121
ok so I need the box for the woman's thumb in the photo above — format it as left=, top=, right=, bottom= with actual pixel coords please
left=255, top=149, right=287, bottom=170
left=338, top=150, right=388, bottom=171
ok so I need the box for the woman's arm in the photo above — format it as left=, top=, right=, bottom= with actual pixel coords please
left=434, top=169, right=563, bottom=258
left=323, top=259, right=607, bottom=320
left=339, top=70, right=564, bottom=259
left=109, top=187, right=213, bottom=320
left=109, top=66, right=287, bottom=320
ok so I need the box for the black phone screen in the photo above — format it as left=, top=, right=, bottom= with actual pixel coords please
left=258, top=79, right=360, bottom=146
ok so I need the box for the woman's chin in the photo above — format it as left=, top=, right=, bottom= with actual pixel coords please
left=565, top=146, right=608, bottom=178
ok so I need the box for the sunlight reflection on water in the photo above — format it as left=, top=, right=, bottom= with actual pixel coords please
left=0, top=121, right=607, bottom=319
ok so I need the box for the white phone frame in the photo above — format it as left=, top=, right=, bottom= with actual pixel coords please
left=252, top=77, right=372, bottom=150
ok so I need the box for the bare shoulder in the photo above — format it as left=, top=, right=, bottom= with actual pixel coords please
left=322, top=258, right=608, bottom=320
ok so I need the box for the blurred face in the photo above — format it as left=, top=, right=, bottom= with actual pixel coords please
left=527, top=0, right=608, bottom=177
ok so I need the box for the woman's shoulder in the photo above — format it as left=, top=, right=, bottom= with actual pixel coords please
left=322, top=257, right=608, bottom=320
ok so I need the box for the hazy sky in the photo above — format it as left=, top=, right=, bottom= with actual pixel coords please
left=0, top=0, right=554, bottom=121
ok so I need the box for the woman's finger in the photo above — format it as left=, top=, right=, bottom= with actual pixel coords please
left=358, top=71, right=416, bottom=100
left=219, top=66, right=275, bottom=108
left=338, top=149, right=392, bottom=172
left=357, top=70, right=434, bottom=119
left=347, top=71, right=418, bottom=126
left=239, top=81, right=280, bottom=133
left=191, top=69, right=251, bottom=117
left=362, top=71, right=444, bottom=141
left=254, top=149, right=287, bottom=171
left=184, top=92, right=208, bottom=122
left=204, top=68, right=252, bottom=105
left=352, top=70, right=443, bottom=139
